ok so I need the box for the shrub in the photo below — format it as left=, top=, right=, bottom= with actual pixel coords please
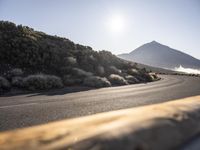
left=135, top=76, right=146, bottom=82
left=108, top=74, right=128, bottom=85
left=63, top=75, right=82, bottom=86
left=83, top=76, right=111, bottom=88
left=88, top=55, right=96, bottom=61
left=140, top=73, right=154, bottom=82
left=147, top=74, right=154, bottom=82
left=64, top=57, right=77, bottom=66
left=72, top=68, right=93, bottom=78
left=60, top=66, right=72, bottom=75
left=125, top=75, right=139, bottom=84
left=127, top=69, right=140, bottom=76
left=108, top=66, right=121, bottom=74
left=0, top=76, right=11, bottom=93
left=11, top=77, right=24, bottom=88
left=46, top=75, right=63, bottom=88
left=23, top=74, right=63, bottom=90
left=10, top=68, right=23, bottom=77
left=96, top=66, right=105, bottom=76
left=5, top=68, right=23, bottom=80
left=149, top=73, right=159, bottom=81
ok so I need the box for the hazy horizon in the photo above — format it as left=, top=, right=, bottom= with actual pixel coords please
left=0, top=0, right=200, bottom=59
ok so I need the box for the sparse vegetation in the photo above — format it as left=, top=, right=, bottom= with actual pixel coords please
left=0, top=21, right=160, bottom=94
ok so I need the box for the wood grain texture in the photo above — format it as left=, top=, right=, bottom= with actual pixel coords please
left=1, top=96, right=200, bottom=150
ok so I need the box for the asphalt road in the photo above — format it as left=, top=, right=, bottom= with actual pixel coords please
left=0, top=75, right=200, bottom=131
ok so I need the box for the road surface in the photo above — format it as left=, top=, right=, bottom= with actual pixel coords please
left=0, top=75, right=200, bottom=131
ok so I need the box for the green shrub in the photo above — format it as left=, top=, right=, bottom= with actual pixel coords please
left=0, top=76, right=11, bottom=93
left=83, top=76, right=111, bottom=88
left=23, top=74, right=63, bottom=90
left=108, top=74, right=128, bottom=85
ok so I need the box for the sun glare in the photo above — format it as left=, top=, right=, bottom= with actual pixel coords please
left=108, top=14, right=125, bottom=34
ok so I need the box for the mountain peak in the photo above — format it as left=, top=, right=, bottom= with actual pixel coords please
left=150, top=40, right=160, bottom=44
left=118, top=41, right=200, bottom=70
left=146, top=41, right=167, bottom=48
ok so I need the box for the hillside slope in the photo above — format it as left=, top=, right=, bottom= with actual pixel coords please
left=0, top=21, right=158, bottom=93
left=118, top=41, right=200, bottom=70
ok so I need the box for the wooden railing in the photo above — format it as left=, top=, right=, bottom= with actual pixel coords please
left=1, top=96, right=200, bottom=150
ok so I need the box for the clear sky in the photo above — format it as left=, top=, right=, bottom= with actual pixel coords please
left=0, top=0, right=200, bottom=58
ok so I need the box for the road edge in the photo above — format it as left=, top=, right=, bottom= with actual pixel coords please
left=0, top=96, right=200, bottom=150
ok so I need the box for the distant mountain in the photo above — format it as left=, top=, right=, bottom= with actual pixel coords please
left=118, top=41, right=200, bottom=70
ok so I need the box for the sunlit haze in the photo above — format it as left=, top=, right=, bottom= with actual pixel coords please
left=175, top=65, right=200, bottom=74
left=0, top=0, right=199, bottom=58
left=107, top=14, right=126, bottom=34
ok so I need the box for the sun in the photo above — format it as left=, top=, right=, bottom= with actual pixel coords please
left=108, top=14, right=125, bottom=33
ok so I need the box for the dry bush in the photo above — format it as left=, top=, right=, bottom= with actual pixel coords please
left=83, top=76, right=111, bottom=88
left=125, top=75, right=139, bottom=84
left=149, top=73, right=160, bottom=81
left=64, top=57, right=77, bottom=66
left=23, top=74, right=63, bottom=90
left=127, top=68, right=140, bottom=76
left=108, top=74, right=128, bottom=85
left=108, top=66, right=122, bottom=74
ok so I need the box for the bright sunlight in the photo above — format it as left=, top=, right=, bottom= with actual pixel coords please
left=107, top=14, right=126, bottom=34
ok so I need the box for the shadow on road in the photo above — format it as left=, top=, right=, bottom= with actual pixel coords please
left=1, top=86, right=94, bottom=97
